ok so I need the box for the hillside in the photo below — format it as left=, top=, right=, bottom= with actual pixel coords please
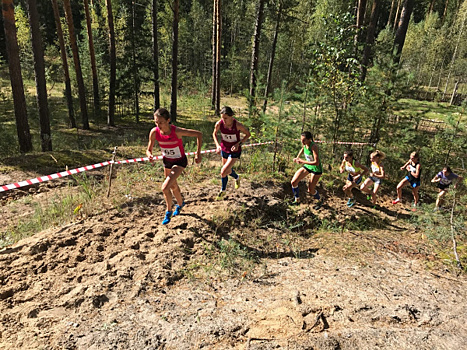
left=0, top=166, right=466, bottom=349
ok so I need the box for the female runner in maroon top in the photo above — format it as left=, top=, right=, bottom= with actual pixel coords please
left=212, top=106, right=250, bottom=200
left=147, top=108, right=203, bottom=225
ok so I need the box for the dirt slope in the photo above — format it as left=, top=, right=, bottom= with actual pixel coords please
left=0, top=180, right=466, bottom=350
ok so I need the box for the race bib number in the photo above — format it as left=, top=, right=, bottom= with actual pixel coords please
left=221, top=133, right=238, bottom=143
left=305, top=154, right=312, bottom=161
left=439, top=178, right=452, bottom=185
left=162, top=146, right=182, bottom=159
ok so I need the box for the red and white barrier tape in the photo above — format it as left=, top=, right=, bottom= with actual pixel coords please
left=314, top=140, right=376, bottom=146
left=0, top=141, right=274, bottom=193
left=0, top=140, right=373, bottom=193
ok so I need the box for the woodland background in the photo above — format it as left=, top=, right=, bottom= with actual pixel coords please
left=0, top=0, right=466, bottom=176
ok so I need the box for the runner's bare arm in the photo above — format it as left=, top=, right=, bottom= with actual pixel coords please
left=212, top=121, right=221, bottom=151
left=431, top=174, right=440, bottom=183
left=231, top=122, right=251, bottom=152
left=146, top=128, right=157, bottom=162
left=176, top=127, right=203, bottom=163
left=339, top=160, right=346, bottom=173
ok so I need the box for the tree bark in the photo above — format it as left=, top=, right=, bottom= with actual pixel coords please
left=63, top=0, right=89, bottom=129
left=215, top=0, right=221, bottom=115
left=106, top=0, right=116, bottom=126
left=443, top=8, right=466, bottom=95
left=51, top=0, right=75, bottom=128
left=131, top=1, right=140, bottom=122
left=27, top=0, right=52, bottom=151
left=170, top=0, right=179, bottom=122
left=393, top=0, right=414, bottom=65
left=84, top=0, right=101, bottom=120
left=361, top=0, right=380, bottom=82
left=449, top=81, right=459, bottom=105
left=428, top=0, right=436, bottom=14
left=2, top=0, right=32, bottom=152
left=262, top=1, right=282, bottom=113
left=249, top=0, right=266, bottom=112
left=211, top=0, right=217, bottom=110
left=387, top=0, right=396, bottom=27
left=442, top=0, right=449, bottom=23
left=393, top=0, right=402, bottom=30
left=354, top=0, right=367, bottom=48
left=152, top=0, right=160, bottom=111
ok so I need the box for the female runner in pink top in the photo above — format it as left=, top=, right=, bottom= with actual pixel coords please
left=147, top=108, right=203, bottom=225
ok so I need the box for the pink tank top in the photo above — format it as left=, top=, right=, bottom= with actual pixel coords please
left=219, top=119, right=241, bottom=153
left=155, top=124, right=185, bottom=160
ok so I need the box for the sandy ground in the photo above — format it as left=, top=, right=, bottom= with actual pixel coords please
left=0, top=174, right=466, bottom=350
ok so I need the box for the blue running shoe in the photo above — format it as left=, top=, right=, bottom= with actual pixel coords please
left=162, top=211, right=172, bottom=225
left=347, top=198, right=356, bottom=207
left=173, top=202, right=186, bottom=216
left=313, top=191, right=320, bottom=200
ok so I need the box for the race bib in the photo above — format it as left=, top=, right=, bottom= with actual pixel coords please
left=345, top=165, right=356, bottom=174
left=221, top=133, right=238, bottom=143
left=161, top=146, right=182, bottom=159
left=305, top=153, right=312, bottom=161
left=439, top=178, right=452, bottom=185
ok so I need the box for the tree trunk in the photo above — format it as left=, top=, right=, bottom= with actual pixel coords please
left=249, top=0, right=266, bottom=112
left=361, top=0, right=380, bottom=82
left=443, top=8, right=466, bottom=95
left=63, top=0, right=89, bottom=130
left=387, top=0, right=396, bottom=27
left=354, top=0, right=367, bottom=48
left=106, top=0, right=116, bottom=126
left=27, top=0, right=52, bottom=151
left=170, top=0, right=179, bottom=123
left=393, top=0, right=402, bottom=30
left=393, top=0, right=414, bottom=65
left=442, top=0, right=449, bottom=23
left=84, top=0, right=100, bottom=120
left=131, top=1, right=140, bottom=122
left=152, top=0, right=160, bottom=111
left=51, top=0, right=75, bottom=128
left=215, top=0, right=221, bottom=115
left=428, top=0, right=436, bottom=14
left=262, top=1, right=282, bottom=113
left=211, top=0, right=217, bottom=110
left=450, top=81, right=459, bottom=105
left=2, top=0, right=32, bottom=153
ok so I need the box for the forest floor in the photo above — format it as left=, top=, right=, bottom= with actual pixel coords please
left=0, top=165, right=466, bottom=350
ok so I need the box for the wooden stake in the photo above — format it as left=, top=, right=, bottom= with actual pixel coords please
left=107, top=146, right=118, bottom=198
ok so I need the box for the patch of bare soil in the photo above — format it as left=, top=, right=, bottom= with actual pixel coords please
left=0, top=178, right=466, bottom=350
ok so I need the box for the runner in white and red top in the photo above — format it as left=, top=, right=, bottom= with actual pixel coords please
left=212, top=106, right=250, bottom=200
left=147, top=108, right=203, bottom=225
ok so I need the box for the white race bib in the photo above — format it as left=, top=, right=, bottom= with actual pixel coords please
left=439, top=178, right=452, bottom=185
left=161, top=146, right=182, bottom=159
left=221, top=133, right=238, bottom=142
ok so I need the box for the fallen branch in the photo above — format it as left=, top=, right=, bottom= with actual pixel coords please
left=245, top=337, right=275, bottom=349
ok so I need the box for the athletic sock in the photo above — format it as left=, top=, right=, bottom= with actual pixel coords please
left=229, top=169, right=239, bottom=179
left=221, top=177, right=228, bottom=191
left=292, top=186, right=299, bottom=199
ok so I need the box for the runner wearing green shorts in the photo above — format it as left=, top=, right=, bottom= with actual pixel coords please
left=290, top=132, right=322, bottom=205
